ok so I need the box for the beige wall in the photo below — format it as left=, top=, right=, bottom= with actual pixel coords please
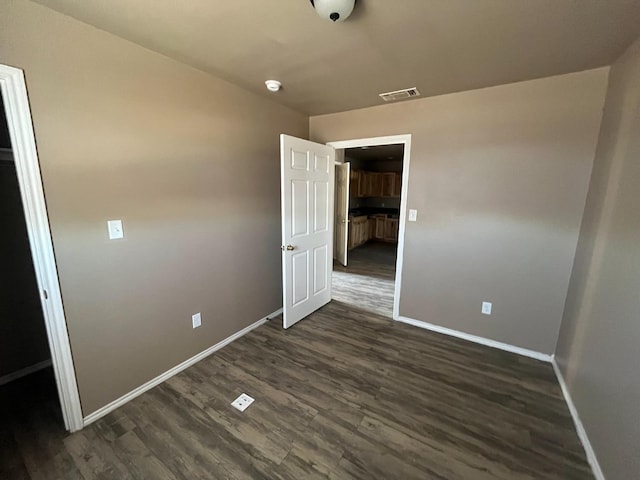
left=555, top=37, right=640, bottom=480
left=0, top=0, right=308, bottom=415
left=311, top=69, right=608, bottom=354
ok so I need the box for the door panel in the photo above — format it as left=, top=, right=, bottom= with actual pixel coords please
left=291, top=180, right=309, bottom=237
left=313, top=245, right=328, bottom=294
left=292, top=251, right=309, bottom=306
left=292, top=150, right=309, bottom=170
left=281, top=135, right=335, bottom=329
left=335, top=162, right=350, bottom=266
left=314, top=181, right=329, bottom=233
left=315, top=154, right=329, bottom=173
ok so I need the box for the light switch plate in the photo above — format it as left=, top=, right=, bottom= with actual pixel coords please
left=231, top=393, right=255, bottom=412
left=192, top=313, right=202, bottom=329
left=482, top=302, right=492, bottom=315
left=408, top=209, right=418, bottom=222
left=107, top=220, right=124, bottom=240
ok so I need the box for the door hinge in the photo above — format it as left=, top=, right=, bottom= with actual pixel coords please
left=43, top=289, right=49, bottom=300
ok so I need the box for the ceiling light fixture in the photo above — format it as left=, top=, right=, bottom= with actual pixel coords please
left=310, top=0, right=355, bottom=23
left=265, top=80, right=282, bottom=92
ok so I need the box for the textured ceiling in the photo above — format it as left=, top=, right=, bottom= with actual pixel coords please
left=33, top=0, right=640, bottom=115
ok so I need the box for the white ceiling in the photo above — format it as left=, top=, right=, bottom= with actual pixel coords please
left=33, top=0, right=640, bottom=115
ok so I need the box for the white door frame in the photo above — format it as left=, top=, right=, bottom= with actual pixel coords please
left=327, top=134, right=412, bottom=321
left=0, top=65, right=84, bottom=431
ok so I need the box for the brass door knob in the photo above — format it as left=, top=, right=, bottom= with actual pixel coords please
left=281, top=245, right=295, bottom=251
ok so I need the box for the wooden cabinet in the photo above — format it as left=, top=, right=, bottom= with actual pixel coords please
left=349, top=214, right=400, bottom=250
left=348, top=215, right=369, bottom=250
left=393, top=174, right=402, bottom=197
left=368, top=173, right=382, bottom=197
left=384, top=218, right=399, bottom=242
left=374, top=215, right=386, bottom=240
left=350, top=169, right=401, bottom=198
left=357, top=218, right=369, bottom=246
left=350, top=169, right=360, bottom=197
left=373, top=214, right=399, bottom=243
left=357, top=171, right=367, bottom=198
left=382, top=173, right=395, bottom=197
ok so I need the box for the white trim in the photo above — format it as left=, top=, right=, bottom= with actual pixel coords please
left=397, top=315, right=552, bottom=362
left=327, top=134, right=412, bottom=321
left=83, top=308, right=281, bottom=426
left=0, top=65, right=84, bottom=431
left=551, top=356, right=605, bottom=480
left=0, top=359, right=52, bottom=386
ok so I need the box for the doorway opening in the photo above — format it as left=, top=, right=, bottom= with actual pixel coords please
left=279, top=134, right=410, bottom=328
left=329, top=135, right=411, bottom=321
left=0, top=87, right=66, bottom=453
left=0, top=64, right=83, bottom=431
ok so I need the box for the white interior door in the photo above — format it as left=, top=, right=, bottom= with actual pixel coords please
left=280, top=134, right=335, bottom=329
left=335, top=162, right=350, bottom=266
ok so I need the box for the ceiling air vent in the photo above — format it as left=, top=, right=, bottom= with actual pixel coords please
left=379, top=87, right=421, bottom=102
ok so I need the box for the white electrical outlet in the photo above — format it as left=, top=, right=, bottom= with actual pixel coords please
left=482, top=302, right=492, bottom=315
left=231, top=393, right=255, bottom=412
left=192, top=312, right=202, bottom=328
left=408, top=209, right=418, bottom=222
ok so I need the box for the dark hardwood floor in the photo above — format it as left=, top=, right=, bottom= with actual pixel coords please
left=1, top=242, right=593, bottom=479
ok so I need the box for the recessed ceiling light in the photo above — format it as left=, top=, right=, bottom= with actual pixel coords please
left=265, top=80, right=282, bottom=92
left=360, top=146, right=369, bottom=150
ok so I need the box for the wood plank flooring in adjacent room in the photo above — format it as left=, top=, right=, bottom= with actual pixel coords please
left=332, top=242, right=397, bottom=318
left=0, top=243, right=593, bottom=479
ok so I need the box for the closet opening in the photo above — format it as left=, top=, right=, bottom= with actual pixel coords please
left=0, top=91, right=62, bottom=446
left=0, top=64, right=83, bottom=433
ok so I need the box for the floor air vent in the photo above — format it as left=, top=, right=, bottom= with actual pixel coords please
left=379, top=87, right=421, bottom=102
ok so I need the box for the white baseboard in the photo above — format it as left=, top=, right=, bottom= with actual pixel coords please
left=551, top=356, right=605, bottom=480
left=83, top=308, right=282, bottom=427
left=396, top=316, right=552, bottom=362
left=0, top=359, right=52, bottom=386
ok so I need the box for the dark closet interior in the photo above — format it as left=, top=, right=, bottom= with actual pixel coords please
left=0, top=94, right=53, bottom=386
